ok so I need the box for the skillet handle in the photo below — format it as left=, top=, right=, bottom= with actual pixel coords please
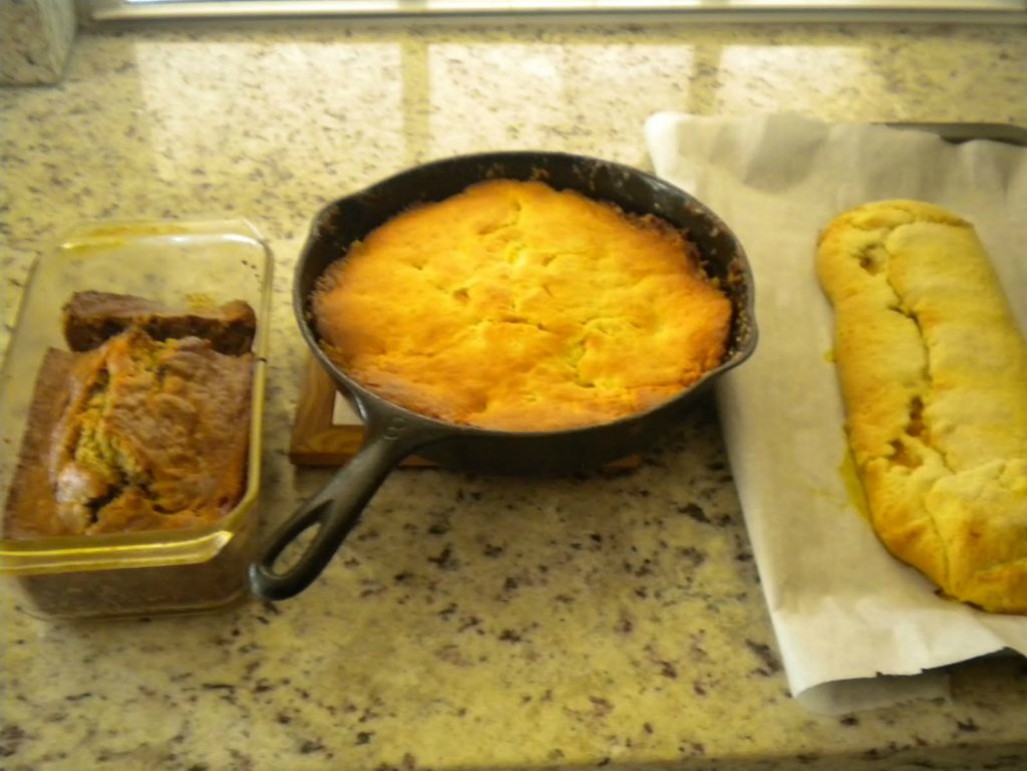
left=249, top=418, right=437, bottom=601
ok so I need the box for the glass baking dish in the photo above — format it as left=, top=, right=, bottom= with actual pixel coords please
left=0, top=219, right=272, bottom=620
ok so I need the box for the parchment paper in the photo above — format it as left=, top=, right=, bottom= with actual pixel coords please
left=644, top=113, right=1027, bottom=714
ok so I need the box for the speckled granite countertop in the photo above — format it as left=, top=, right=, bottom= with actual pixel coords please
left=2, top=18, right=1027, bottom=771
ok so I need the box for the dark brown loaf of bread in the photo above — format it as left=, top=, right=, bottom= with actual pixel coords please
left=3, top=295, right=256, bottom=538
left=2, top=349, right=74, bottom=537
left=63, top=291, right=257, bottom=355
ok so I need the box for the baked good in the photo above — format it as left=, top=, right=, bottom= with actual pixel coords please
left=3, top=300, right=255, bottom=538
left=816, top=199, right=1027, bottom=614
left=2, top=349, right=75, bottom=538
left=63, top=291, right=256, bottom=355
left=312, top=179, right=733, bottom=431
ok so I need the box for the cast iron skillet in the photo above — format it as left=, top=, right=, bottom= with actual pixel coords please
left=249, top=151, right=758, bottom=601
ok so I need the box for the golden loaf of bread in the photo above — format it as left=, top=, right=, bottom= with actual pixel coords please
left=816, top=199, right=1027, bottom=614
left=312, top=179, right=733, bottom=432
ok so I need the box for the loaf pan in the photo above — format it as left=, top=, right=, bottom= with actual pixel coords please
left=0, top=219, right=272, bottom=620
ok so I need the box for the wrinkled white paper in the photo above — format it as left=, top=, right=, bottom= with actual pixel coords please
left=644, top=113, right=1027, bottom=714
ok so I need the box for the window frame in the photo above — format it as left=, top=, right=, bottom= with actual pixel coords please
left=79, top=0, right=1027, bottom=25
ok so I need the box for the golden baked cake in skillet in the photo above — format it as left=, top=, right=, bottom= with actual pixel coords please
left=312, top=179, right=733, bottom=432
